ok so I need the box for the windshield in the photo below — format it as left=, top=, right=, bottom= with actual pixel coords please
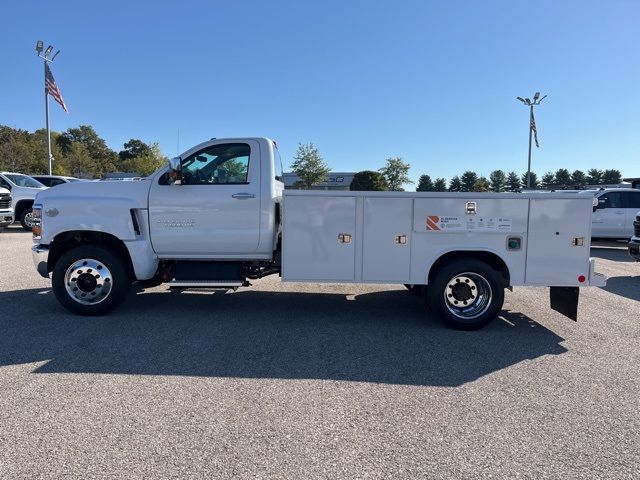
left=4, top=174, right=45, bottom=188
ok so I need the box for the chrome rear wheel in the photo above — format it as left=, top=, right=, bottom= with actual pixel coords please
left=443, top=272, right=492, bottom=320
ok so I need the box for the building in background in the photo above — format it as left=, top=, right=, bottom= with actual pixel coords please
left=623, top=177, right=640, bottom=189
left=283, top=172, right=356, bottom=190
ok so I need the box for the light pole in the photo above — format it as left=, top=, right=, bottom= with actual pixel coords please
left=516, top=92, right=546, bottom=189
left=35, top=40, right=61, bottom=175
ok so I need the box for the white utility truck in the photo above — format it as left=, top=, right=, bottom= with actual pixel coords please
left=31, top=137, right=606, bottom=329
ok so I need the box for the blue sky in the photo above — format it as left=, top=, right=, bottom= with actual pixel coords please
left=1, top=0, right=639, bottom=183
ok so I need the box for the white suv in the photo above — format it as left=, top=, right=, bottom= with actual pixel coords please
left=0, top=187, right=14, bottom=232
left=0, top=172, right=48, bottom=231
left=586, top=188, right=640, bottom=239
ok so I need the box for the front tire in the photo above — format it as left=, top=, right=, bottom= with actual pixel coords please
left=52, top=245, right=130, bottom=316
left=20, top=207, right=34, bottom=231
left=427, top=259, right=504, bottom=330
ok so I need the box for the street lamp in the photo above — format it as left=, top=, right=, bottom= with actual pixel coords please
left=517, top=92, right=547, bottom=189
left=35, top=39, right=62, bottom=176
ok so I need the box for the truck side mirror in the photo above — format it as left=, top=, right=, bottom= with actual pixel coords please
left=168, top=157, right=182, bottom=185
left=593, top=197, right=606, bottom=212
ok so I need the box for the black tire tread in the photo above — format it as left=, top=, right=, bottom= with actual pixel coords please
left=427, top=259, right=504, bottom=330
left=52, top=245, right=130, bottom=316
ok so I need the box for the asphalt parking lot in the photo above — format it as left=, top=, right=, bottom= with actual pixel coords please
left=0, top=226, right=638, bottom=479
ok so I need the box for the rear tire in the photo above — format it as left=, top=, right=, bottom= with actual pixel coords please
left=52, top=245, right=130, bottom=316
left=427, top=259, right=504, bottom=330
left=20, top=208, right=34, bottom=231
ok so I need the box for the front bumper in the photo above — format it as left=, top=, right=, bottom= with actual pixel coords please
left=629, top=237, right=640, bottom=261
left=0, top=213, right=14, bottom=227
left=32, top=244, right=50, bottom=278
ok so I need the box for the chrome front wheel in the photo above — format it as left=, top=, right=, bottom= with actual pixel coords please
left=52, top=245, right=130, bottom=316
left=64, top=258, right=113, bottom=305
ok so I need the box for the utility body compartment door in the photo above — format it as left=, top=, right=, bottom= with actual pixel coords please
left=525, top=198, right=591, bottom=285
left=362, top=197, right=412, bottom=282
left=282, top=195, right=356, bottom=281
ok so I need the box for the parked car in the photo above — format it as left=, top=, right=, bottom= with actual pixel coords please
left=629, top=212, right=640, bottom=260
left=0, top=172, right=47, bottom=231
left=30, top=175, right=85, bottom=187
left=0, top=187, right=14, bottom=232
left=581, top=188, right=640, bottom=239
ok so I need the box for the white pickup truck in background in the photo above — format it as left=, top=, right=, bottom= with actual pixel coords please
left=31, top=137, right=606, bottom=329
left=0, top=187, right=14, bottom=232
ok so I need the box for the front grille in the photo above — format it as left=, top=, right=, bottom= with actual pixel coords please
left=634, top=215, right=640, bottom=237
left=0, top=195, right=10, bottom=209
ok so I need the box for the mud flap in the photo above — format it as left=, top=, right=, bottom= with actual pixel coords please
left=550, top=287, right=579, bottom=321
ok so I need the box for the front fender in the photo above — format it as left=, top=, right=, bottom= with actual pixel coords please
left=40, top=197, right=140, bottom=244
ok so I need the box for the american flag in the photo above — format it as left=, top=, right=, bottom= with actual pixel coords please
left=530, top=110, right=539, bottom=147
left=45, top=63, right=68, bottom=113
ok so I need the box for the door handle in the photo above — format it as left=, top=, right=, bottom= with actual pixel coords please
left=232, top=192, right=255, bottom=200
left=614, top=212, right=625, bottom=215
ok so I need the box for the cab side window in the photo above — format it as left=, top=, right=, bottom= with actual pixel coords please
left=626, top=192, right=640, bottom=209
left=181, top=143, right=250, bottom=186
left=599, top=192, right=624, bottom=209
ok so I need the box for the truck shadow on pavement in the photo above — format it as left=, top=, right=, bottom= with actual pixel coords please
left=600, top=276, right=640, bottom=302
left=0, top=287, right=567, bottom=387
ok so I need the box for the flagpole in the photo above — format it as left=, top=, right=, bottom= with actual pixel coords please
left=44, top=60, right=52, bottom=176
left=526, top=105, right=533, bottom=189
left=516, top=92, right=546, bottom=191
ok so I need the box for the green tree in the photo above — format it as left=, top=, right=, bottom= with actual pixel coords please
left=506, top=171, right=521, bottom=192
left=416, top=174, right=434, bottom=192
left=379, top=157, right=412, bottom=191
left=460, top=171, right=478, bottom=192
left=586, top=168, right=603, bottom=185
left=0, top=127, right=34, bottom=172
left=31, top=129, right=64, bottom=174
left=448, top=176, right=462, bottom=192
left=57, top=125, right=118, bottom=176
left=521, top=172, right=539, bottom=189
left=120, top=142, right=168, bottom=176
left=290, top=142, right=330, bottom=189
left=571, top=170, right=586, bottom=188
left=489, top=170, right=506, bottom=192
left=119, top=139, right=152, bottom=161
left=350, top=170, right=388, bottom=191
left=62, top=142, right=97, bottom=178
left=554, top=168, right=571, bottom=186
left=541, top=172, right=555, bottom=189
left=433, top=178, right=447, bottom=192
left=472, top=176, right=490, bottom=192
left=602, top=169, right=622, bottom=185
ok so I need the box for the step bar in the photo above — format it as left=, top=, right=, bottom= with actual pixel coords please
left=168, top=280, right=243, bottom=288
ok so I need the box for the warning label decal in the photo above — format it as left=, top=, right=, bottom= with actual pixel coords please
left=426, top=215, right=512, bottom=232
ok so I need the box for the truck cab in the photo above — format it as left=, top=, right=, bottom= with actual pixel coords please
left=148, top=138, right=283, bottom=259
left=589, top=188, right=640, bottom=239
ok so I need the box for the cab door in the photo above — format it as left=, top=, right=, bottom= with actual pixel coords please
left=592, top=192, right=626, bottom=238
left=148, top=140, right=261, bottom=257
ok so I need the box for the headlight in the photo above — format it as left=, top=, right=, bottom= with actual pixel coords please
left=32, top=204, right=42, bottom=238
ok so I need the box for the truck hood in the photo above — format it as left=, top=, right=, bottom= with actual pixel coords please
left=35, top=179, right=151, bottom=208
